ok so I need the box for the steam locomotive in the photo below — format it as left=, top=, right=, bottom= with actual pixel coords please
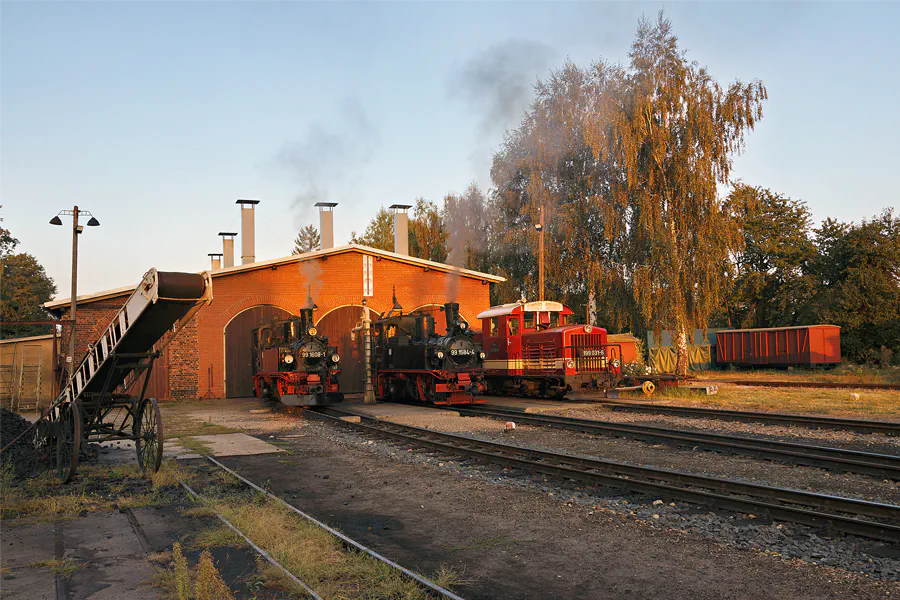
left=372, top=300, right=487, bottom=405
left=251, top=303, right=343, bottom=407
left=476, top=300, right=635, bottom=398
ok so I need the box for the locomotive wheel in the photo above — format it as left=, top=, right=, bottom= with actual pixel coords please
left=56, top=401, right=81, bottom=483
left=642, top=380, right=657, bottom=395
left=135, top=398, right=164, bottom=474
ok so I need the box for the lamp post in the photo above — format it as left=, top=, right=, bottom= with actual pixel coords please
left=50, top=206, right=100, bottom=374
left=535, top=204, right=545, bottom=301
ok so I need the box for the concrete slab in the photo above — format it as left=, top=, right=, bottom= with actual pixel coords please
left=342, top=399, right=460, bottom=418
left=478, top=397, right=598, bottom=413
left=92, top=432, right=281, bottom=463
left=0, top=520, right=57, bottom=600
left=166, top=432, right=283, bottom=460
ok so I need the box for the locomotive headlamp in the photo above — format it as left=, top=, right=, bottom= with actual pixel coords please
left=459, top=322, right=467, bottom=330
left=583, top=325, right=593, bottom=333
left=331, top=354, right=340, bottom=363
left=436, top=351, right=445, bottom=359
left=308, top=327, right=318, bottom=336
left=283, top=354, right=295, bottom=364
left=479, top=351, right=486, bottom=359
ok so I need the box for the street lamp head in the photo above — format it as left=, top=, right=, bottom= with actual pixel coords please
left=49, top=216, right=63, bottom=226
left=86, top=216, right=100, bottom=227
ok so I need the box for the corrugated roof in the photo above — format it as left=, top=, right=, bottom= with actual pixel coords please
left=44, top=244, right=506, bottom=311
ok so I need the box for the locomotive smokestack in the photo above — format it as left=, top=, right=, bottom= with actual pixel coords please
left=237, top=199, right=260, bottom=264
left=315, top=202, right=337, bottom=250
left=389, top=204, right=411, bottom=255
left=208, top=253, right=223, bottom=271
left=218, top=232, right=237, bottom=268
left=444, top=302, right=461, bottom=331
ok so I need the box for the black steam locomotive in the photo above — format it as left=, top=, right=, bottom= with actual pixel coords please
left=251, top=302, right=343, bottom=407
left=372, top=300, right=487, bottom=405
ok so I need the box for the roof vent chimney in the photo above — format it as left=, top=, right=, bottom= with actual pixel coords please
left=315, top=202, right=338, bottom=250
left=208, top=253, right=223, bottom=271
left=218, top=232, right=237, bottom=268
left=389, top=204, right=411, bottom=256
left=236, top=199, right=260, bottom=264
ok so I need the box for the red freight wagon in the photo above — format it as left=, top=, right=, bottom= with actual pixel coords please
left=715, top=325, right=841, bottom=367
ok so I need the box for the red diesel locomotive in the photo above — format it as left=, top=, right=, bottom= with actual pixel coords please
left=476, top=300, right=631, bottom=398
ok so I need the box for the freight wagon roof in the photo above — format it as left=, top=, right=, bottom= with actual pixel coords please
left=44, top=244, right=506, bottom=312
left=717, top=324, right=841, bottom=333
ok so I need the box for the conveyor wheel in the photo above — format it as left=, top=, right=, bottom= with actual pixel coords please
left=136, top=398, right=164, bottom=474
left=56, top=401, right=81, bottom=483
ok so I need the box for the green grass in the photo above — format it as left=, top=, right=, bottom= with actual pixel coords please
left=641, top=384, right=900, bottom=420
left=188, top=469, right=464, bottom=599
left=175, top=437, right=215, bottom=456
left=693, top=364, right=900, bottom=385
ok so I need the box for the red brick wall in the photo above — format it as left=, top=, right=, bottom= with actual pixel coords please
left=58, top=249, right=493, bottom=400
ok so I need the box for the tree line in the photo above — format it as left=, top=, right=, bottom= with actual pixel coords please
left=304, top=13, right=897, bottom=371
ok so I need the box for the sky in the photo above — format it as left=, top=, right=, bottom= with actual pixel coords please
left=2, top=1, right=899, bottom=300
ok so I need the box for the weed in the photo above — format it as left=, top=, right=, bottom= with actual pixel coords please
left=185, top=525, right=246, bottom=551
left=194, top=550, right=235, bottom=600
left=147, top=551, right=173, bottom=565
left=30, top=558, right=79, bottom=579
left=432, top=564, right=472, bottom=590
left=176, top=437, right=214, bottom=457
left=172, top=542, right=191, bottom=600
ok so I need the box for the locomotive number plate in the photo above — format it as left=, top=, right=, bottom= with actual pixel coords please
left=450, top=349, right=475, bottom=356
left=302, top=351, right=325, bottom=358
left=579, top=349, right=605, bottom=357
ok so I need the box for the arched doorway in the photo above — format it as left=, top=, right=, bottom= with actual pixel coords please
left=316, top=305, right=366, bottom=393
left=225, top=305, right=293, bottom=397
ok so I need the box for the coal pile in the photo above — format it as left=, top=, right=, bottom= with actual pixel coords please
left=1, top=408, right=37, bottom=477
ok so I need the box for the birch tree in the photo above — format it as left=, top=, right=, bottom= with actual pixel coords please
left=587, top=13, right=767, bottom=374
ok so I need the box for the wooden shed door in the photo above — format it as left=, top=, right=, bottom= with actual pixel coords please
left=225, top=306, right=292, bottom=398
left=316, top=306, right=365, bottom=393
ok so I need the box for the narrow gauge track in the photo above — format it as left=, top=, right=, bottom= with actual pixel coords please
left=699, top=380, right=900, bottom=391
left=448, top=405, right=900, bottom=480
left=310, top=407, right=900, bottom=543
left=585, top=400, right=900, bottom=436
left=182, top=456, right=464, bottom=600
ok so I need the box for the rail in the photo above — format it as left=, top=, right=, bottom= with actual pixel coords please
left=449, top=405, right=900, bottom=480
left=591, top=400, right=900, bottom=436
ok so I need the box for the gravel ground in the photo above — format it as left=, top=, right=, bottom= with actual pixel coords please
left=312, top=417, right=900, bottom=583
left=384, top=412, right=900, bottom=506
left=540, top=404, right=900, bottom=455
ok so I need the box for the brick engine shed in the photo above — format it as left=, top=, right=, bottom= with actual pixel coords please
left=45, top=244, right=504, bottom=400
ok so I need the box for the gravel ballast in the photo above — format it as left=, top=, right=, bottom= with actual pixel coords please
left=311, top=416, right=900, bottom=582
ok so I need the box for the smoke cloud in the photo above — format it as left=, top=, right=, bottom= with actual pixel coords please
left=277, top=97, right=380, bottom=232
left=451, top=40, right=555, bottom=143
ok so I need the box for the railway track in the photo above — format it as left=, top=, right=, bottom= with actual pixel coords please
left=589, top=400, right=900, bottom=436
left=311, top=407, right=900, bottom=543
left=448, top=405, right=900, bottom=480
left=181, top=456, right=464, bottom=600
